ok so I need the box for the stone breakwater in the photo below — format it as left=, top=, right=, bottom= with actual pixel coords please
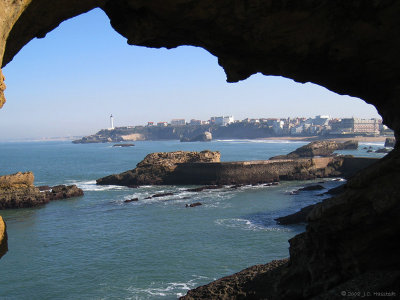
left=97, top=150, right=378, bottom=187
left=0, top=172, right=84, bottom=210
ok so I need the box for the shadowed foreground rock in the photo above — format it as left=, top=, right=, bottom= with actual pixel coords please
left=0, top=172, right=84, bottom=209
left=275, top=204, right=316, bottom=225
left=182, top=148, right=400, bottom=299
left=0, top=216, right=7, bottom=259
left=182, top=259, right=288, bottom=300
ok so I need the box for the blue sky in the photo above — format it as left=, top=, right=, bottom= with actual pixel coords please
left=0, top=8, right=379, bottom=140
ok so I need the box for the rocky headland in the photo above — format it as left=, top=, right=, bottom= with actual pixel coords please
left=0, top=172, right=84, bottom=210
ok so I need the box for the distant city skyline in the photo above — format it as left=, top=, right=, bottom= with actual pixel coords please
left=0, top=8, right=380, bottom=141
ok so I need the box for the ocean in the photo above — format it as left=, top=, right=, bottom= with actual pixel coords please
left=0, top=139, right=386, bottom=299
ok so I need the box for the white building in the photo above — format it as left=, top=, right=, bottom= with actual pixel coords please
left=272, top=120, right=285, bottom=134
left=211, top=116, right=234, bottom=126
left=171, top=119, right=186, bottom=126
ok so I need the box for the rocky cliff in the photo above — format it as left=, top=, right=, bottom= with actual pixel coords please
left=0, top=172, right=84, bottom=209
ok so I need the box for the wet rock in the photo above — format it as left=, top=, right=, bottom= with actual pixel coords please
left=124, top=198, right=138, bottom=203
left=47, top=185, right=84, bottom=200
left=186, top=185, right=224, bottom=192
left=375, top=148, right=391, bottom=153
left=275, top=204, right=316, bottom=225
left=384, top=137, right=396, bottom=148
left=230, top=184, right=244, bottom=189
left=38, top=185, right=51, bottom=191
left=113, top=143, right=135, bottom=147
left=186, top=202, right=202, bottom=208
left=150, top=192, right=174, bottom=198
left=298, top=184, right=325, bottom=191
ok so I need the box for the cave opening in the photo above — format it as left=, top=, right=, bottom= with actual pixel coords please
left=1, top=2, right=399, bottom=299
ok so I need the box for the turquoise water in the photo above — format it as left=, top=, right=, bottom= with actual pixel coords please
left=0, top=140, right=385, bottom=299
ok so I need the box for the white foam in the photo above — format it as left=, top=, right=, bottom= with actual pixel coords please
left=127, top=275, right=210, bottom=298
left=68, top=180, right=129, bottom=191
left=359, top=142, right=385, bottom=146
left=215, top=218, right=291, bottom=232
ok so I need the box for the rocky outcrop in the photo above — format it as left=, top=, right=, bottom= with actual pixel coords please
left=97, top=150, right=221, bottom=186
left=97, top=150, right=377, bottom=187
left=385, top=137, right=396, bottom=148
left=375, top=147, right=391, bottom=153
left=270, top=140, right=358, bottom=159
left=275, top=204, right=316, bottom=225
left=0, top=172, right=84, bottom=209
left=0, top=216, right=7, bottom=259
left=0, top=171, right=34, bottom=188
left=113, top=143, right=135, bottom=147
left=182, top=259, right=289, bottom=299
left=180, top=131, right=212, bottom=142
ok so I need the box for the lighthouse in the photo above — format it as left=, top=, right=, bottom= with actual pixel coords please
left=110, top=114, right=114, bottom=130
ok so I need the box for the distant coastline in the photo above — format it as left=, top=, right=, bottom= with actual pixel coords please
left=72, top=122, right=393, bottom=144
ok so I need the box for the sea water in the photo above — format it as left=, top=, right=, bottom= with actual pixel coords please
left=0, top=140, right=386, bottom=299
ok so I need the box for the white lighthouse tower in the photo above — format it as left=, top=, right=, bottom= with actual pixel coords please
left=110, top=114, right=114, bottom=130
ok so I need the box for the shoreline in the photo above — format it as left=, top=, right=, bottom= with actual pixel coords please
left=258, top=136, right=389, bottom=143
